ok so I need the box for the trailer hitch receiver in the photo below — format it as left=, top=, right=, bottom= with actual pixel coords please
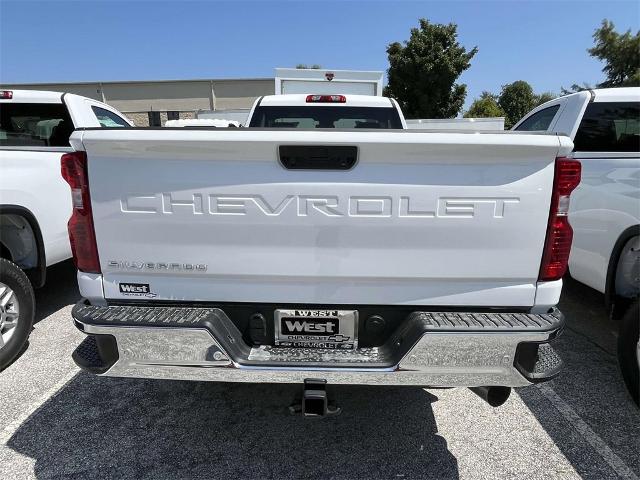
left=289, top=378, right=341, bottom=417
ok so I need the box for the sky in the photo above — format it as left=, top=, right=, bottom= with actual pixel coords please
left=1, top=0, right=639, bottom=110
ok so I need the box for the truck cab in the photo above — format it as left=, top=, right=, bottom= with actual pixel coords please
left=0, top=89, right=132, bottom=370
left=247, top=94, right=407, bottom=129
left=513, top=87, right=640, bottom=405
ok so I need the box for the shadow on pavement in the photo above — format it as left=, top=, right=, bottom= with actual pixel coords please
left=33, top=260, right=80, bottom=324
left=518, top=276, right=640, bottom=479
left=6, top=376, right=459, bottom=479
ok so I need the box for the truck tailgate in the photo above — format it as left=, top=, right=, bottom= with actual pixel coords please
left=75, top=129, right=572, bottom=307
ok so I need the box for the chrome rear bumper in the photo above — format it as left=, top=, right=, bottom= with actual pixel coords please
left=72, top=302, right=564, bottom=387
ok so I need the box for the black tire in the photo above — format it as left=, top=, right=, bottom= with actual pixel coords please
left=618, top=299, right=639, bottom=407
left=0, top=258, right=35, bottom=371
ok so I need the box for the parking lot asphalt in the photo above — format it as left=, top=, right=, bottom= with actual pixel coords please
left=0, top=261, right=638, bottom=480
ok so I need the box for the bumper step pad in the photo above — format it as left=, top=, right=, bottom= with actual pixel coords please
left=514, top=342, right=564, bottom=382
left=73, top=304, right=223, bottom=328
left=72, top=335, right=103, bottom=370
left=72, top=334, right=119, bottom=374
left=73, top=303, right=563, bottom=332
left=409, top=311, right=561, bottom=331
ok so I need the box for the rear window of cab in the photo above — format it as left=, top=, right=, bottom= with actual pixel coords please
left=249, top=106, right=403, bottom=129
left=0, top=103, right=73, bottom=147
left=574, top=102, right=640, bottom=152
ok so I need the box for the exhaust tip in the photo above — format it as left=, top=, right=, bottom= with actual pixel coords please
left=469, top=386, right=511, bottom=407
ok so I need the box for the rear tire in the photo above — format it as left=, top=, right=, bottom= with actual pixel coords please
left=618, top=299, right=639, bottom=407
left=0, top=258, right=35, bottom=371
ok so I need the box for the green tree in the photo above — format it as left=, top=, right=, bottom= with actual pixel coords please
left=295, top=64, right=322, bottom=69
left=498, top=80, right=536, bottom=128
left=464, top=92, right=504, bottom=118
left=384, top=19, right=477, bottom=118
left=560, top=83, right=591, bottom=95
left=535, top=92, right=556, bottom=106
left=589, top=20, right=640, bottom=87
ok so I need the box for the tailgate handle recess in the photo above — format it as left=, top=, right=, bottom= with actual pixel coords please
left=279, top=145, right=357, bottom=170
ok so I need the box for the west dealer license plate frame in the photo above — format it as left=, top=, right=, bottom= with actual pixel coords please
left=274, top=309, right=358, bottom=349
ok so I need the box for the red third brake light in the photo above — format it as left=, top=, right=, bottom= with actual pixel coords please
left=538, top=157, right=581, bottom=281
left=61, top=151, right=101, bottom=273
left=306, top=95, right=346, bottom=103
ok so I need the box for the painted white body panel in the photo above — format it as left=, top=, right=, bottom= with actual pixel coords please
left=74, top=128, right=571, bottom=307
left=406, top=118, right=505, bottom=131
left=281, top=81, right=375, bottom=96
left=164, top=119, right=240, bottom=128
left=257, top=94, right=396, bottom=108
left=514, top=87, right=640, bottom=294
left=274, top=68, right=383, bottom=96
left=0, top=90, right=131, bottom=268
left=0, top=148, right=73, bottom=266
left=196, top=109, right=250, bottom=125
left=568, top=152, right=640, bottom=293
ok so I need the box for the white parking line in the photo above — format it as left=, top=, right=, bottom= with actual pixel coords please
left=0, top=368, right=78, bottom=445
left=537, top=383, right=639, bottom=480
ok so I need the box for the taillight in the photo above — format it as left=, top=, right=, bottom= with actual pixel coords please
left=538, top=157, right=581, bottom=281
left=0, top=90, right=13, bottom=99
left=61, top=151, right=101, bottom=273
left=306, top=94, right=346, bottom=103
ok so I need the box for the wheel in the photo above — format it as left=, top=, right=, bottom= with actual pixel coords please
left=0, top=258, right=35, bottom=371
left=618, top=299, right=639, bottom=407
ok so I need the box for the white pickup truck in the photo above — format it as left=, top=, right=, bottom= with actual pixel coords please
left=514, top=87, right=639, bottom=405
left=66, top=94, right=580, bottom=415
left=0, top=89, right=132, bottom=370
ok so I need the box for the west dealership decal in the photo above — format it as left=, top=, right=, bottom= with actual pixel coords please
left=118, top=283, right=157, bottom=298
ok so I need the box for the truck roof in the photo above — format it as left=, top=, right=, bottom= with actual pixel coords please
left=258, top=94, right=395, bottom=108
left=591, top=87, right=639, bottom=102
left=0, top=89, right=64, bottom=103
left=512, top=86, right=639, bottom=132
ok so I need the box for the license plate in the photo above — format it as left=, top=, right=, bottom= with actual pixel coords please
left=274, top=309, right=358, bottom=349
